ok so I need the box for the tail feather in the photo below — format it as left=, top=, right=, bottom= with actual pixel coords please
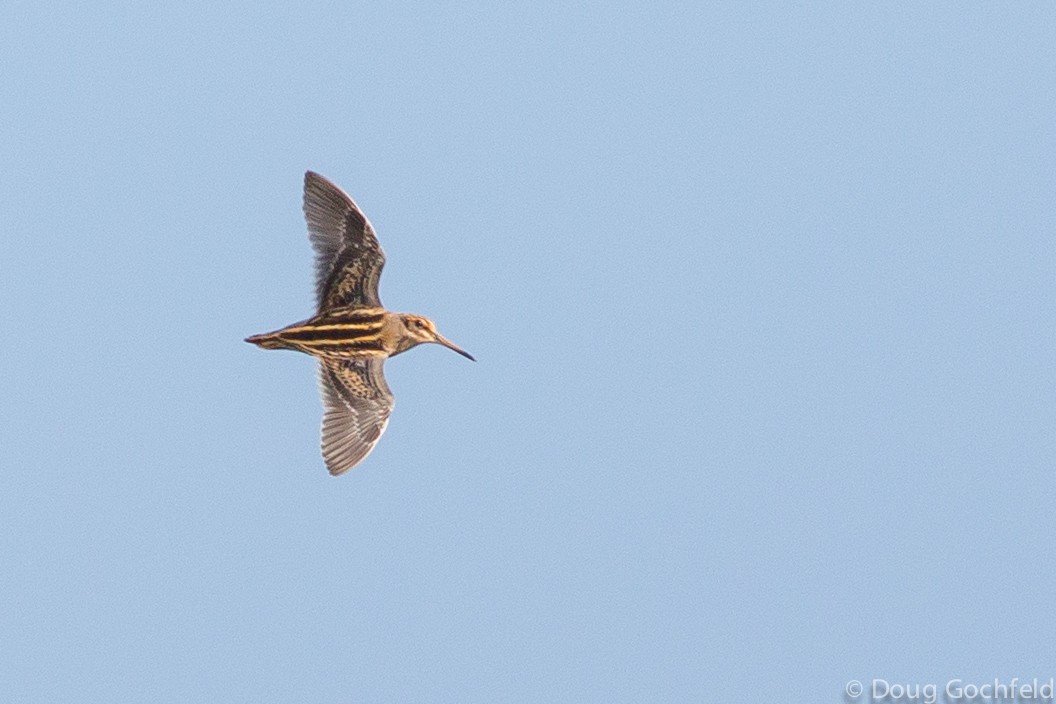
left=245, top=332, right=289, bottom=350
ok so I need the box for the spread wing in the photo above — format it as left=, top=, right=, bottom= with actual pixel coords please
left=318, top=358, right=394, bottom=475
left=303, top=171, right=386, bottom=311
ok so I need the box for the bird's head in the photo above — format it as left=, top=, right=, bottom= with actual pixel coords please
left=398, top=314, right=475, bottom=361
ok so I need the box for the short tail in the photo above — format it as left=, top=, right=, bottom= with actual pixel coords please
left=245, top=332, right=289, bottom=350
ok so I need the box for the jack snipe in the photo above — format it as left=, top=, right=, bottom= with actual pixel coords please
left=246, top=171, right=474, bottom=475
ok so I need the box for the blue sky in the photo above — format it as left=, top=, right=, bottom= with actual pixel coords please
left=2, top=1, right=1054, bottom=702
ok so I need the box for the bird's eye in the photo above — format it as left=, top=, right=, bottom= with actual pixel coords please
left=414, top=320, right=426, bottom=329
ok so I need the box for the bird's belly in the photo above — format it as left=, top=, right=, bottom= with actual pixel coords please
left=295, top=343, right=389, bottom=360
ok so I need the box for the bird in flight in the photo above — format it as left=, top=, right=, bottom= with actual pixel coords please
left=246, top=171, right=474, bottom=475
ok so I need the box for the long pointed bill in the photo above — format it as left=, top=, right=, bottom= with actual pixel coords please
left=434, top=334, right=476, bottom=361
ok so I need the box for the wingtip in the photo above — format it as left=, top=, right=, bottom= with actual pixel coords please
left=326, top=459, right=354, bottom=476
left=305, top=170, right=336, bottom=190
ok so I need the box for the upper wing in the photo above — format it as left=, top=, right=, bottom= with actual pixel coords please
left=303, top=171, right=386, bottom=311
left=318, top=357, right=394, bottom=475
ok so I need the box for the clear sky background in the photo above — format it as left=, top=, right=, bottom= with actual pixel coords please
left=2, top=2, right=1054, bottom=702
